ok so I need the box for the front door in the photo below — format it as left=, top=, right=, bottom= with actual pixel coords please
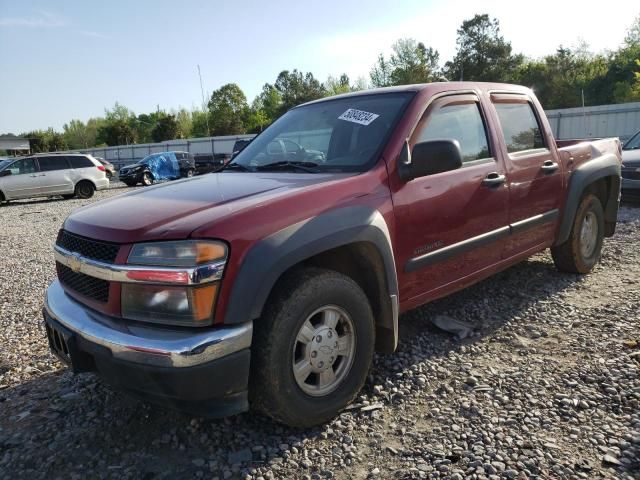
left=0, top=157, right=40, bottom=200
left=392, top=93, right=510, bottom=305
left=489, top=94, right=563, bottom=257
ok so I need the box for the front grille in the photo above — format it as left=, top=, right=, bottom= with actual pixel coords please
left=56, top=262, right=110, bottom=303
left=56, top=230, right=119, bottom=263
left=621, top=168, right=640, bottom=180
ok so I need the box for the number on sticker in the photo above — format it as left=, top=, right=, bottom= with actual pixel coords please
left=338, top=109, right=380, bottom=126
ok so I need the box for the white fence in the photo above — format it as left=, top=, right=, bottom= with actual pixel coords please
left=68, top=134, right=255, bottom=169
left=546, top=102, right=640, bottom=141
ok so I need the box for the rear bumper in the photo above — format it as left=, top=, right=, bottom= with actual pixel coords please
left=95, top=178, right=109, bottom=191
left=43, top=280, right=253, bottom=417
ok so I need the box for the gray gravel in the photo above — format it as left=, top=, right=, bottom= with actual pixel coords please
left=0, top=188, right=638, bottom=480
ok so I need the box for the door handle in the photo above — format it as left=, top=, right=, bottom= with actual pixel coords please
left=482, top=172, right=506, bottom=187
left=541, top=160, right=559, bottom=173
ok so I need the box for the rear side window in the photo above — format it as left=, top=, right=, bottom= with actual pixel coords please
left=416, top=103, right=491, bottom=163
left=38, top=156, right=69, bottom=172
left=67, top=156, right=94, bottom=168
left=494, top=103, right=545, bottom=153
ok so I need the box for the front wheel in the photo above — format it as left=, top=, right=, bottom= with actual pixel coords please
left=251, top=267, right=375, bottom=428
left=186, top=169, right=194, bottom=178
left=141, top=171, right=153, bottom=186
left=551, top=194, right=604, bottom=274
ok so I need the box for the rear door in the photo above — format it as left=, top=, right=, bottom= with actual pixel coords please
left=36, top=156, right=74, bottom=195
left=392, top=92, right=510, bottom=303
left=489, top=94, right=563, bottom=257
left=0, top=157, right=40, bottom=199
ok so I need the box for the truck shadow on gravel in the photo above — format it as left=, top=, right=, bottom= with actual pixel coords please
left=0, top=252, right=600, bottom=479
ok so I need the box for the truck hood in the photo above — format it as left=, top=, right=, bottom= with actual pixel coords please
left=63, top=172, right=352, bottom=243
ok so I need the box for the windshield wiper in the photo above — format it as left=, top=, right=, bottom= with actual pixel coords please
left=256, top=161, right=319, bottom=173
left=221, top=162, right=250, bottom=172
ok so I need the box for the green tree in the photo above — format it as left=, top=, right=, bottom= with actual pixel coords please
left=274, top=70, right=325, bottom=115
left=254, top=83, right=283, bottom=123
left=175, top=109, right=193, bottom=138
left=444, top=14, right=523, bottom=82
left=370, top=39, right=440, bottom=87
left=63, top=118, right=100, bottom=149
left=325, top=74, right=352, bottom=96
left=208, top=83, right=249, bottom=135
left=21, top=130, right=48, bottom=153
left=97, top=120, right=136, bottom=146
left=190, top=110, right=211, bottom=138
left=151, top=114, right=179, bottom=142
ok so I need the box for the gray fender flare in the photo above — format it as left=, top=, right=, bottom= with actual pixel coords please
left=555, top=153, right=621, bottom=246
left=223, top=205, right=399, bottom=350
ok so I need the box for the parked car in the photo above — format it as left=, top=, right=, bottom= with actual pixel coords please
left=94, top=157, right=116, bottom=180
left=0, top=153, right=108, bottom=203
left=194, top=153, right=231, bottom=175
left=118, top=151, right=195, bottom=186
left=44, top=83, right=621, bottom=427
left=621, top=129, right=640, bottom=201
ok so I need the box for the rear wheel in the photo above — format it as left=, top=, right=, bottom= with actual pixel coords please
left=141, top=171, right=153, bottom=186
left=551, top=194, right=604, bottom=274
left=251, top=267, right=375, bottom=427
left=74, top=181, right=94, bottom=199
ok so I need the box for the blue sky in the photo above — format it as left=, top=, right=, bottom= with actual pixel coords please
left=0, top=0, right=634, bottom=133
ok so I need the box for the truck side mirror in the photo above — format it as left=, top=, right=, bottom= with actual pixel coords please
left=398, top=139, right=463, bottom=182
left=0, top=169, right=12, bottom=177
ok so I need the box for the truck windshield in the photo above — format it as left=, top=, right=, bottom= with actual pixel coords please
left=623, top=131, right=640, bottom=150
left=227, top=92, right=414, bottom=173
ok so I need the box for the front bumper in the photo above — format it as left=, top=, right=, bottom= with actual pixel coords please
left=43, top=280, right=253, bottom=417
left=118, top=170, right=143, bottom=183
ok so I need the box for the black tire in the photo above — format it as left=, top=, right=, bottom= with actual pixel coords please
left=74, top=181, right=94, bottom=199
left=551, top=193, right=605, bottom=274
left=141, top=171, right=153, bottom=186
left=251, top=267, right=375, bottom=428
left=186, top=169, right=194, bottom=178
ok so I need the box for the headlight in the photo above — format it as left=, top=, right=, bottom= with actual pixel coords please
left=128, top=240, right=227, bottom=267
left=122, top=240, right=227, bottom=326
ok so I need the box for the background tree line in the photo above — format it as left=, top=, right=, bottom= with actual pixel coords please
left=7, top=13, right=640, bottom=153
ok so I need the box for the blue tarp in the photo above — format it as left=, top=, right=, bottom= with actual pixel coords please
left=141, top=152, right=180, bottom=180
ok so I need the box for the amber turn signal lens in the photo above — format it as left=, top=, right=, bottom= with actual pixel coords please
left=196, top=243, right=227, bottom=264
left=192, top=284, right=218, bottom=321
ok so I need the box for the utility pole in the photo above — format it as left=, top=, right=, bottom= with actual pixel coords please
left=198, top=65, right=211, bottom=136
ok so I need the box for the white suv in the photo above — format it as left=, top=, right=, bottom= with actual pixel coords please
left=0, top=154, right=109, bottom=203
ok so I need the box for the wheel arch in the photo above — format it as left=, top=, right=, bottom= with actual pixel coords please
left=223, top=206, right=399, bottom=353
left=555, top=154, right=621, bottom=246
left=74, top=178, right=96, bottom=191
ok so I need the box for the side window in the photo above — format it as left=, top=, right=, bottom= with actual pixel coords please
left=38, top=156, right=69, bottom=172
left=494, top=102, right=545, bottom=153
left=416, top=102, right=491, bottom=163
left=8, top=158, right=37, bottom=175
left=67, top=156, right=93, bottom=168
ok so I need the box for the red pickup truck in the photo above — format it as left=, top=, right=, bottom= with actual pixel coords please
left=43, top=82, right=622, bottom=427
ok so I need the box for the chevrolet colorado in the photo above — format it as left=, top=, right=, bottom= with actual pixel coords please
left=43, top=83, right=622, bottom=427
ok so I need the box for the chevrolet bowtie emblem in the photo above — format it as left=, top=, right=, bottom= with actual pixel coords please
left=69, top=253, right=82, bottom=273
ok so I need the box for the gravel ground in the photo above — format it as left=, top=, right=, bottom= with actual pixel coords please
left=0, top=186, right=638, bottom=480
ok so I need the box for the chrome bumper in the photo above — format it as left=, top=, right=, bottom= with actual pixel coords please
left=44, top=280, right=252, bottom=368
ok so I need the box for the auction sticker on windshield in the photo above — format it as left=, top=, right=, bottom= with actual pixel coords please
left=338, top=108, right=380, bottom=126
